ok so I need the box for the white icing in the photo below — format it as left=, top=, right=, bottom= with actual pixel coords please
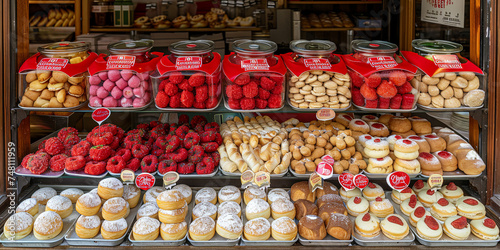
left=32, top=187, right=57, bottom=202
left=133, top=217, right=160, bottom=234
left=99, top=178, right=124, bottom=190
left=16, top=198, right=37, bottom=212
left=172, top=184, right=192, bottom=200
left=46, top=195, right=72, bottom=211
left=137, top=203, right=159, bottom=217
left=268, top=189, right=290, bottom=203
left=6, top=212, right=33, bottom=232
left=193, top=202, right=217, bottom=218
left=189, top=217, right=215, bottom=234
left=195, top=188, right=216, bottom=203
left=102, top=218, right=127, bottom=232
left=78, top=193, right=101, bottom=207
left=271, top=199, right=294, bottom=213
left=218, top=186, right=241, bottom=201
left=244, top=218, right=270, bottom=235
left=77, top=215, right=101, bottom=229
left=217, top=214, right=243, bottom=233
left=161, top=221, right=187, bottom=234
left=218, top=201, right=241, bottom=215
left=246, top=198, right=269, bottom=214
left=103, top=197, right=127, bottom=213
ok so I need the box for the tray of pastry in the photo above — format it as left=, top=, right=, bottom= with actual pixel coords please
left=287, top=97, right=351, bottom=112
left=64, top=168, right=108, bottom=178
left=0, top=185, right=89, bottom=248
left=159, top=168, right=218, bottom=178
left=128, top=192, right=195, bottom=246
left=420, top=170, right=481, bottom=180
left=391, top=192, right=500, bottom=246
left=417, top=104, right=484, bottom=112
left=240, top=193, right=298, bottom=246
left=362, top=171, right=420, bottom=180
left=220, top=166, right=288, bottom=177
left=18, top=101, right=88, bottom=112
left=109, top=170, right=157, bottom=177
left=64, top=201, right=142, bottom=246
left=298, top=233, right=352, bottom=246
left=15, top=165, right=65, bottom=178
left=349, top=214, right=415, bottom=246
left=352, top=103, right=417, bottom=113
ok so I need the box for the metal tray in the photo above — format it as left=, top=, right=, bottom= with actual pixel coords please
left=362, top=170, right=420, bottom=180
left=417, top=104, right=484, bottom=112
left=109, top=170, right=157, bottom=177
left=88, top=100, right=152, bottom=111
left=219, top=166, right=288, bottom=178
left=349, top=215, right=415, bottom=246
left=18, top=101, right=88, bottom=112
left=390, top=192, right=499, bottom=246
left=64, top=201, right=142, bottom=246
left=155, top=95, right=222, bottom=112
left=240, top=198, right=298, bottom=246
left=287, top=97, right=351, bottom=112
left=15, top=165, right=65, bottom=178
left=187, top=233, right=241, bottom=247
left=353, top=103, right=417, bottom=112
left=298, top=234, right=352, bottom=246
left=158, top=168, right=218, bottom=178
left=420, top=170, right=481, bottom=180
left=64, top=168, right=108, bottom=178
left=128, top=193, right=195, bottom=246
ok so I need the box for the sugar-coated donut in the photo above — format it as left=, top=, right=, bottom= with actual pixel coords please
left=271, top=198, right=296, bottom=220
left=157, top=190, right=186, bottom=210
left=244, top=186, right=266, bottom=204
left=189, top=217, right=216, bottom=241
left=172, top=184, right=192, bottom=204
left=76, top=193, right=102, bottom=216
left=433, top=151, right=458, bottom=172
left=101, top=218, right=128, bottom=240
left=102, top=197, right=128, bottom=221
left=4, top=212, right=33, bottom=240
left=98, top=178, right=124, bottom=200
left=271, top=217, right=297, bottom=241
left=366, top=156, right=393, bottom=174
left=132, top=217, right=161, bottom=241
left=195, top=187, right=217, bottom=205
left=218, top=185, right=241, bottom=204
left=193, top=201, right=217, bottom=220
left=407, top=135, right=431, bottom=153
left=34, top=211, right=63, bottom=240
left=244, top=217, right=271, bottom=241
left=423, top=134, right=446, bottom=152
left=218, top=201, right=241, bottom=218
left=60, top=188, right=84, bottom=203
left=160, top=221, right=188, bottom=240
left=16, top=198, right=39, bottom=216
left=122, top=185, right=141, bottom=208
left=159, top=201, right=188, bottom=224
left=75, top=215, right=101, bottom=239
left=136, top=203, right=159, bottom=220
left=46, top=195, right=74, bottom=219
left=143, top=187, right=165, bottom=204
left=409, top=206, right=430, bottom=227
left=246, top=198, right=270, bottom=220
left=31, top=187, right=57, bottom=205
left=216, top=213, right=243, bottom=240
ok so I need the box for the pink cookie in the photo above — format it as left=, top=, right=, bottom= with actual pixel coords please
left=123, top=87, right=134, bottom=99
left=133, top=98, right=146, bottom=108
left=107, top=70, right=121, bottom=82
left=121, top=70, right=134, bottom=81
left=120, top=97, right=133, bottom=107
left=139, top=72, right=150, bottom=81
left=89, top=96, right=102, bottom=107
left=97, top=86, right=109, bottom=99
left=115, top=78, right=128, bottom=90
left=111, top=86, right=123, bottom=99
left=103, top=79, right=115, bottom=92
left=128, top=75, right=141, bottom=88
left=89, top=85, right=99, bottom=96
left=103, top=96, right=118, bottom=107
left=89, top=75, right=102, bottom=85
left=133, top=87, right=145, bottom=98
left=98, top=72, right=108, bottom=81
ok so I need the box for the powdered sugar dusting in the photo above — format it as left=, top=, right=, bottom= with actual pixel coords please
left=195, top=188, right=216, bottom=203
left=246, top=198, right=269, bottom=214
left=137, top=203, right=159, bottom=217
left=77, top=215, right=101, bottom=229
left=189, top=217, right=215, bottom=234
left=47, top=195, right=72, bottom=211
left=31, top=187, right=57, bottom=202
left=144, top=187, right=165, bottom=203
left=218, top=186, right=241, bottom=201
left=16, top=198, right=37, bottom=212
left=34, top=211, right=62, bottom=234
left=272, top=217, right=296, bottom=234
left=318, top=194, right=343, bottom=204
left=102, top=218, right=127, bottom=232
left=246, top=186, right=266, bottom=199
left=103, top=197, right=127, bottom=213
left=161, top=221, right=187, bottom=234
left=122, top=185, right=140, bottom=200
left=268, top=189, right=290, bottom=203
left=157, top=190, right=184, bottom=202
left=172, top=184, right=192, bottom=200
left=193, top=202, right=217, bottom=218
left=159, top=202, right=187, bottom=215
left=99, top=178, right=124, bottom=190
left=78, top=193, right=101, bottom=207
left=133, top=217, right=160, bottom=234
left=217, top=214, right=243, bottom=233
left=61, top=188, right=84, bottom=197
left=218, top=201, right=241, bottom=215
left=271, top=199, right=294, bottom=213
left=245, top=218, right=270, bottom=235
left=6, top=212, right=33, bottom=232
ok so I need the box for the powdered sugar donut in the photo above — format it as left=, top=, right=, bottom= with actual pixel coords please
left=349, top=119, right=370, bottom=134
left=387, top=135, right=403, bottom=151
left=364, top=138, right=389, bottom=158
left=362, top=182, right=385, bottom=201
left=407, top=135, right=431, bottom=153
left=394, top=139, right=419, bottom=160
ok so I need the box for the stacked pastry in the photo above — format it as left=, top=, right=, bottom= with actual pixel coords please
left=219, top=116, right=289, bottom=174
left=29, top=8, right=75, bottom=27
left=300, top=12, right=354, bottom=29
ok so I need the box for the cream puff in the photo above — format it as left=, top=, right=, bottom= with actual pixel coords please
left=34, top=211, right=63, bottom=240
left=443, top=215, right=471, bottom=240
left=60, top=188, right=84, bottom=203
left=159, top=202, right=188, bottom=224
left=354, top=212, right=380, bottom=238
left=456, top=196, right=486, bottom=219
left=340, top=187, right=362, bottom=202
left=137, top=202, right=159, bottom=220
left=189, top=217, right=216, bottom=241
left=16, top=198, right=39, bottom=216
left=172, top=184, right=192, bottom=204
left=218, top=185, right=241, bottom=204
left=410, top=206, right=431, bottom=227
left=369, top=197, right=394, bottom=218
left=268, top=188, right=290, bottom=204
left=98, top=177, right=124, bottom=200
left=46, top=195, right=74, bottom=219
left=143, top=186, right=165, bottom=204
left=246, top=198, right=270, bottom=220
left=346, top=196, right=369, bottom=216
left=271, top=217, right=297, bottom=241
left=430, top=198, right=457, bottom=221
left=31, top=187, right=57, bottom=205
left=75, top=215, right=101, bottom=239
left=218, top=201, right=241, bottom=218
left=412, top=179, right=430, bottom=193
left=76, top=193, right=102, bottom=216
left=101, top=218, right=128, bottom=240
left=192, top=201, right=217, bottom=220
left=195, top=187, right=217, bottom=205
left=364, top=138, right=390, bottom=158
left=394, top=139, right=420, bottom=160
left=271, top=198, right=296, bottom=220
left=380, top=214, right=409, bottom=240
left=407, top=135, right=431, bottom=153
left=470, top=217, right=500, bottom=240
left=439, top=182, right=464, bottom=204
left=4, top=212, right=33, bottom=240
left=244, top=217, right=271, bottom=241
left=416, top=215, right=443, bottom=240
left=362, top=182, right=385, bottom=201
left=160, top=221, right=188, bottom=241
left=366, top=156, right=394, bottom=174
left=391, top=187, right=415, bottom=204
left=157, top=190, right=186, bottom=210
left=216, top=213, right=243, bottom=240
left=418, top=189, right=444, bottom=207
left=122, top=185, right=141, bottom=208
left=132, top=217, right=161, bottom=241
left=401, top=194, right=423, bottom=216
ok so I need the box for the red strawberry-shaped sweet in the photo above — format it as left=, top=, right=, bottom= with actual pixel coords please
left=389, top=70, right=407, bottom=86
left=446, top=182, right=457, bottom=191
left=390, top=94, right=402, bottom=109
left=362, top=213, right=371, bottom=221
left=366, top=73, right=382, bottom=88
left=234, top=73, right=251, bottom=85
left=401, top=187, right=412, bottom=193
left=414, top=206, right=425, bottom=217
left=451, top=216, right=468, bottom=229
left=414, top=180, right=424, bottom=189
left=188, top=73, right=205, bottom=87
left=426, top=189, right=435, bottom=195
left=406, top=72, right=414, bottom=81
left=354, top=197, right=361, bottom=204
left=484, top=218, right=497, bottom=229
left=360, top=84, right=378, bottom=100
left=375, top=197, right=383, bottom=202
left=352, top=88, right=365, bottom=106
left=377, top=80, right=397, bottom=99
left=463, top=198, right=479, bottom=206
left=409, top=195, right=417, bottom=208
left=437, top=198, right=449, bottom=206
left=401, top=94, right=415, bottom=109
left=379, top=97, right=390, bottom=109
left=397, top=82, right=413, bottom=94
left=387, top=215, right=404, bottom=226
left=365, top=99, right=378, bottom=108
left=349, top=70, right=365, bottom=88
left=424, top=216, right=439, bottom=230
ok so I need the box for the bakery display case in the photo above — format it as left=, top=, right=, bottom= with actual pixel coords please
left=2, top=0, right=500, bottom=248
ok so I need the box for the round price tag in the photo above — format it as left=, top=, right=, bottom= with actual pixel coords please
left=120, top=169, right=135, bottom=184
left=135, top=173, right=156, bottom=190
left=241, top=170, right=254, bottom=189
left=92, top=108, right=111, bottom=125
left=386, top=171, right=410, bottom=191
left=338, top=172, right=355, bottom=191
left=316, top=108, right=336, bottom=121
left=427, top=174, right=443, bottom=189
left=309, top=172, right=323, bottom=193
left=163, top=172, right=179, bottom=189
left=316, top=162, right=333, bottom=179
left=353, top=174, right=369, bottom=189
left=320, top=155, right=335, bottom=165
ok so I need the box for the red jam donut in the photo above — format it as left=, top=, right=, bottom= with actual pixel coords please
left=116, top=148, right=132, bottom=162
left=49, top=154, right=68, bottom=172
left=158, top=159, right=177, bottom=175
left=369, top=122, right=389, bottom=137
left=65, top=156, right=86, bottom=171
left=71, top=140, right=91, bottom=157
left=57, top=127, right=78, bottom=141
left=89, top=145, right=113, bottom=161
left=106, top=156, right=126, bottom=173
left=84, top=161, right=107, bottom=175
left=44, top=137, right=65, bottom=156
left=140, top=155, right=158, bottom=173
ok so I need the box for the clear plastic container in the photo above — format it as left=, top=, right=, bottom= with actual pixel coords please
left=402, top=39, right=485, bottom=110
left=343, top=40, right=420, bottom=111
left=152, top=40, right=222, bottom=110
left=18, top=41, right=97, bottom=110
left=222, top=39, right=287, bottom=111
left=87, top=39, right=160, bottom=110
left=283, top=40, right=351, bottom=110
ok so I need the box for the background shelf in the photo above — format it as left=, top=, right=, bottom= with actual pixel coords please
left=89, top=27, right=262, bottom=33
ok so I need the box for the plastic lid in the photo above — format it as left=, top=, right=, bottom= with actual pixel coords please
left=232, top=39, right=277, bottom=55
left=108, top=39, right=153, bottom=55
left=38, top=41, right=90, bottom=55
left=169, top=40, right=214, bottom=55
left=290, top=40, right=337, bottom=54
left=411, top=39, right=463, bottom=54
left=351, top=40, right=398, bottom=54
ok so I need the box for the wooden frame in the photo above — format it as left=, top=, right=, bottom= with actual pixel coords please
left=0, top=0, right=11, bottom=199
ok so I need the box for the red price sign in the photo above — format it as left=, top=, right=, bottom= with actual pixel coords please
left=353, top=174, right=369, bottom=189
left=107, top=55, right=136, bottom=69
left=36, top=58, right=69, bottom=71
left=321, top=155, right=335, bottom=165
left=316, top=162, right=333, bottom=179
left=338, top=172, right=355, bottom=191
left=368, top=56, right=398, bottom=70
left=92, top=108, right=110, bottom=125
left=175, top=56, right=203, bottom=70
left=241, top=59, right=270, bottom=71
left=432, top=55, right=463, bottom=69
left=304, top=58, right=331, bottom=70
left=135, top=173, right=156, bottom=190
left=386, top=171, right=410, bottom=191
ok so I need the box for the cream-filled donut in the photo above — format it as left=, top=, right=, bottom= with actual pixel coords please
left=369, top=197, right=394, bottom=218
left=416, top=215, right=443, bottom=240
left=409, top=206, right=430, bottom=227
left=46, top=195, right=73, bottom=219
left=364, top=138, right=389, bottom=158
left=16, top=198, right=39, bottom=216
left=362, top=183, right=385, bottom=201
left=195, top=187, right=217, bottom=205
left=354, top=212, right=380, bottom=238
left=246, top=198, right=270, bottom=220
left=101, top=218, right=127, bottom=240
left=346, top=196, right=369, bottom=216
left=391, top=187, right=414, bottom=204
left=366, top=156, right=393, bottom=174
left=418, top=189, right=444, bottom=207
left=400, top=194, right=423, bottom=216
left=216, top=213, right=243, bottom=240
left=98, top=178, right=124, bottom=200
left=380, top=214, right=409, bottom=240
left=192, top=201, right=217, bottom=220
left=394, top=139, right=420, bottom=160
left=430, top=198, right=457, bottom=221
left=443, top=215, right=471, bottom=240
left=439, top=182, right=464, bottom=204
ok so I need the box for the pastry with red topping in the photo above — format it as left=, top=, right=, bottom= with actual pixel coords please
left=386, top=135, right=403, bottom=151
left=369, top=122, right=389, bottom=137
left=361, top=115, right=378, bottom=123
left=394, top=139, right=419, bottom=160
left=354, top=212, right=380, bottom=238
left=418, top=189, right=444, bottom=208
left=401, top=194, right=423, bottom=216
left=388, top=116, right=412, bottom=133
left=412, top=179, right=430, bottom=194
left=431, top=198, right=457, bottom=221
left=417, top=215, right=443, bottom=240
left=470, top=217, right=500, bottom=240
left=418, top=151, right=444, bottom=176
left=443, top=215, right=471, bottom=240
left=407, top=135, right=431, bottom=153
left=362, top=182, right=385, bottom=202
left=423, top=134, right=446, bottom=153
left=380, top=214, right=409, bottom=240
left=366, top=156, right=393, bottom=174
left=369, top=197, right=394, bottom=218
left=439, top=182, right=464, bottom=204
left=346, top=196, right=369, bottom=216
left=349, top=119, right=370, bottom=134
left=456, top=196, right=486, bottom=220
left=364, top=138, right=389, bottom=158
left=391, top=187, right=414, bottom=204
left=433, top=151, right=458, bottom=172
left=334, top=114, right=353, bottom=128
left=410, top=206, right=430, bottom=227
